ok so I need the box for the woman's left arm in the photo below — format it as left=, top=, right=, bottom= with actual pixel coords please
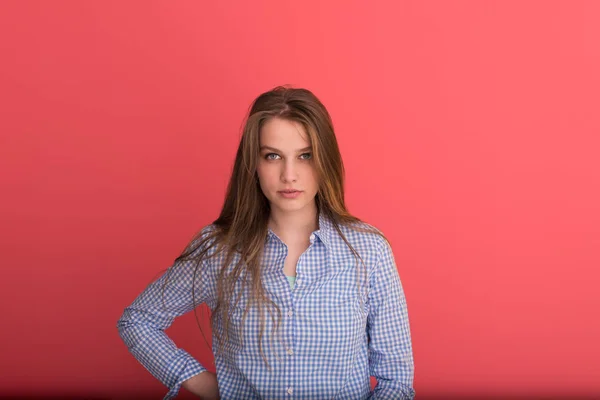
left=367, top=237, right=416, bottom=399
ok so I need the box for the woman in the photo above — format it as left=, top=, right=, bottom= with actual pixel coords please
left=117, top=86, right=415, bottom=399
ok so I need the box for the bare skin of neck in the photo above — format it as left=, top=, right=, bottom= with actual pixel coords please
left=268, top=207, right=318, bottom=276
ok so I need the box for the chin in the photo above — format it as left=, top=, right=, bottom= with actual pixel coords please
left=276, top=203, right=305, bottom=211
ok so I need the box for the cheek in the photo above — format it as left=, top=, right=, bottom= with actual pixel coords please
left=256, top=165, right=275, bottom=185
left=307, top=166, right=319, bottom=187
left=256, top=162, right=267, bottom=178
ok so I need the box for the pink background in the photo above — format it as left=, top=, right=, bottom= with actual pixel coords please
left=1, top=1, right=599, bottom=398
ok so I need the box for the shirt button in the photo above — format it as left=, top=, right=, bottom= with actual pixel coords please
left=309, top=233, right=315, bottom=241
left=287, top=387, right=293, bottom=395
left=287, top=348, right=294, bottom=355
left=287, top=310, right=293, bottom=317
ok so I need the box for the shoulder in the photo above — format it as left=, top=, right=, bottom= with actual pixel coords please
left=336, top=219, right=389, bottom=251
left=331, top=219, right=391, bottom=270
left=184, top=223, right=223, bottom=260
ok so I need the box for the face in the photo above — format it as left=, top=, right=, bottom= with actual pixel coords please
left=256, top=117, right=319, bottom=215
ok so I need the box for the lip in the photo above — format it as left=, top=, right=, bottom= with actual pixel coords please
left=278, top=190, right=303, bottom=199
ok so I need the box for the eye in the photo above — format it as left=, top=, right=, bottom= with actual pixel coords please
left=265, top=153, right=280, bottom=160
left=263, top=152, right=312, bottom=161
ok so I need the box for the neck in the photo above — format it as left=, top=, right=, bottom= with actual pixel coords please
left=268, top=204, right=319, bottom=244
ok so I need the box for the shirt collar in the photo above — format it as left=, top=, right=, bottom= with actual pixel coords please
left=266, top=210, right=332, bottom=249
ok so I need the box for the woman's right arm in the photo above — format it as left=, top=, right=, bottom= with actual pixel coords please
left=182, top=370, right=220, bottom=399
left=116, top=229, right=218, bottom=399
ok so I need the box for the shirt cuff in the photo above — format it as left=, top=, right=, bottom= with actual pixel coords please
left=163, top=348, right=208, bottom=400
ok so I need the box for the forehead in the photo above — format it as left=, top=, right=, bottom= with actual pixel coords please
left=260, top=118, right=310, bottom=148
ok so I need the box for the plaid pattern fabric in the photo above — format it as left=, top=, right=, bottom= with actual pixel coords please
left=117, top=212, right=415, bottom=399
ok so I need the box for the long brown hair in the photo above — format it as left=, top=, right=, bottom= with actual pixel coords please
left=162, top=85, right=389, bottom=369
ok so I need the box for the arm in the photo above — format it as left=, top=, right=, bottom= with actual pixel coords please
left=116, top=231, right=216, bottom=399
left=367, top=238, right=416, bottom=399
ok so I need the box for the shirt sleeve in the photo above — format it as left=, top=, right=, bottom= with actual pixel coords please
left=116, top=232, right=214, bottom=399
left=367, top=237, right=416, bottom=399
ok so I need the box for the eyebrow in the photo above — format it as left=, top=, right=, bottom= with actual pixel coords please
left=259, top=146, right=312, bottom=152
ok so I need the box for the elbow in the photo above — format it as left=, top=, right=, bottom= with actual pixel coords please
left=115, top=306, right=169, bottom=351
left=115, top=307, right=141, bottom=349
left=116, top=307, right=131, bottom=334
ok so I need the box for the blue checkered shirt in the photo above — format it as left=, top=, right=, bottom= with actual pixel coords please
left=117, top=212, right=415, bottom=399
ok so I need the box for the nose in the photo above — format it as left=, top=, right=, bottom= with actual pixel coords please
left=281, top=159, right=298, bottom=183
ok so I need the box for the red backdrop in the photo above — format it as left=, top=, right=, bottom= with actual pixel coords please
left=1, top=1, right=599, bottom=398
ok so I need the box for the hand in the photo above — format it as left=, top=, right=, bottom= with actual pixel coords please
left=182, top=371, right=220, bottom=400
